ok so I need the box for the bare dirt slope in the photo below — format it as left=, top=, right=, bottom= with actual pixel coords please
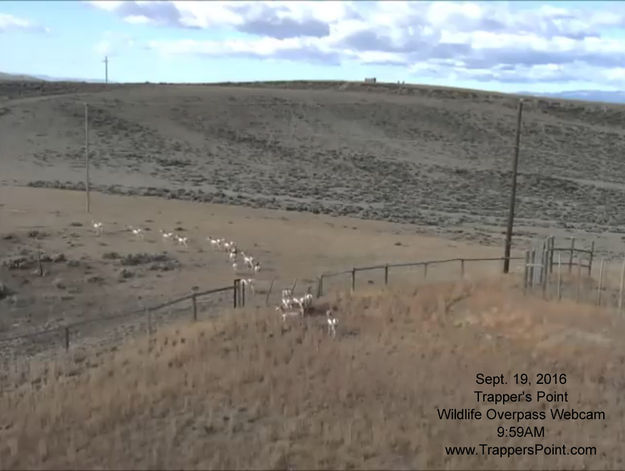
left=2, top=80, right=625, bottom=253
left=1, top=278, right=623, bottom=469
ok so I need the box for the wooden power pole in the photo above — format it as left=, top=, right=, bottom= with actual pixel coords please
left=503, top=99, right=524, bottom=274
left=84, top=103, right=90, bottom=213
left=104, top=56, right=108, bottom=84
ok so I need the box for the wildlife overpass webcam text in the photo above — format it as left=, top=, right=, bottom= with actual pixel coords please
left=438, top=373, right=604, bottom=458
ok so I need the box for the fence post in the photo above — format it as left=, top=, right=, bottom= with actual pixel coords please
left=84, top=103, right=91, bottom=214
left=619, top=259, right=625, bottom=313
left=241, top=280, right=246, bottom=307
left=37, top=248, right=43, bottom=277
left=145, top=307, right=152, bottom=341
left=588, top=241, right=595, bottom=276
left=64, top=327, right=70, bottom=351
left=384, top=265, right=389, bottom=285
left=576, top=261, right=581, bottom=303
left=192, top=293, right=197, bottom=321
left=351, top=268, right=356, bottom=291
left=523, top=251, right=529, bottom=294
left=267, top=278, right=275, bottom=306
left=596, top=259, right=604, bottom=306
left=538, top=242, right=544, bottom=286
left=541, top=247, right=549, bottom=299
left=557, top=252, right=562, bottom=301
left=549, top=236, right=555, bottom=274
left=529, top=250, right=535, bottom=288
left=291, top=279, right=298, bottom=295
left=460, top=259, right=465, bottom=279
left=569, top=237, right=575, bottom=272
left=233, top=279, right=239, bottom=308
left=423, top=263, right=428, bottom=280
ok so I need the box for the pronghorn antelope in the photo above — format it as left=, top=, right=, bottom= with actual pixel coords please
left=127, top=225, right=144, bottom=240
left=207, top=236, right=220, bottom=249
left=241, top=278, right=255, bottom=295
left=160, top=229, right=174, bottom=241
left=91, top=220, right=103, bottom=236
left=174, top=235, right=188, bottom=247
left=326, top=309, right=338, bottom=337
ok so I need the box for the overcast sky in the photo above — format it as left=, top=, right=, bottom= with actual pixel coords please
left=1, top=1, right=624, bottom=93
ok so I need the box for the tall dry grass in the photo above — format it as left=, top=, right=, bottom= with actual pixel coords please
left=1, top=276, right=624, bottom=469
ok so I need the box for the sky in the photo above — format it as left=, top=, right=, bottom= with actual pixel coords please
left=1, top=1, right=625, bottom=94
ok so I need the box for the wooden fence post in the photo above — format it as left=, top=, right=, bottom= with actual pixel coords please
left=569, top=237, right=575, bottom=272
left=596, top=259, right=604, bottom=306
left=64, top=327, right=70, bottom=351
left=267, top=278, right=275, bottom=306
left=588, top=241, right=595, bottom=276
left=384, top=265, right=389, bottom=285
left=233, top=279, right=239, bottom=308
left=423, top=263, right=428, bottom=280
left=37, top=248, right=43, bottom=277
left=619, top=259, right=625, bottom=313
left=146, top=307, right=152, bottom=335
left=351, top=268, right=356, bottom=291
left=192, top=293, right=197, bottom=321
left=460, top=259, right=465, bottom=278
left=239, top=283, right=246, bottom=307
left=84, top=103, right=91, bottom=214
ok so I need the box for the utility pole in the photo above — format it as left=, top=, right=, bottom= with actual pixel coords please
left=503, top=99, right=524, bottom=274
left=84, top=103, right=90, bottom=213
left=103, top=56, right=108, bottom=84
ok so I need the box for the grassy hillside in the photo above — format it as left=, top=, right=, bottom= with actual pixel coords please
left=1, top=80, right=625, bottom=249
left=1, top=277, right=623, bottom=469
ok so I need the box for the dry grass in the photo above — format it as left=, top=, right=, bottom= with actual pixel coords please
left=1, top=277, right=624, bottom=469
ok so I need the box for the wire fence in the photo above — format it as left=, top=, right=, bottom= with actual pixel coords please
left=521, top=235, right=625, bottom=310
left=0, top=255, right=525, bottom=361
left=3, top=244, right=620, bottom=363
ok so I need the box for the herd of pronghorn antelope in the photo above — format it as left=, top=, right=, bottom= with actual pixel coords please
left=90, top=219, right=339, bottom=336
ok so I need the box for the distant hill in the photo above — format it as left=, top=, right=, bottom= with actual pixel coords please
left=0, top=71, right=107, bottom=83
left=0, top=72, right=44, bottom=82
left=518, top=89, right=625, bottom=105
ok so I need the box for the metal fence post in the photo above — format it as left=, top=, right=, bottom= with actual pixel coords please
left=64, top=327, right=70, bottom=351
left=192, top=293, right=197, bottom=321
left=541, top=245, right=549, bottom=299
left=529, top=249, right=536, bottom=288
left=569, top=237, right=575, bottom=272
left=460, top=259, right=465, bottom=278
left=523, top=251, right=529, bottom=294
left=233, top=279, right=239, bottom=308
left=597, top=259, right=604, bottom=306
left=384, top=265, right=389, bottom=285
left=557, top=252, right=562, bottom=301
left=351, top=268, right=356, bottom=291
left=576, top=261, right=581, bottom=303
left=549, top=236, right=555, bottom=274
